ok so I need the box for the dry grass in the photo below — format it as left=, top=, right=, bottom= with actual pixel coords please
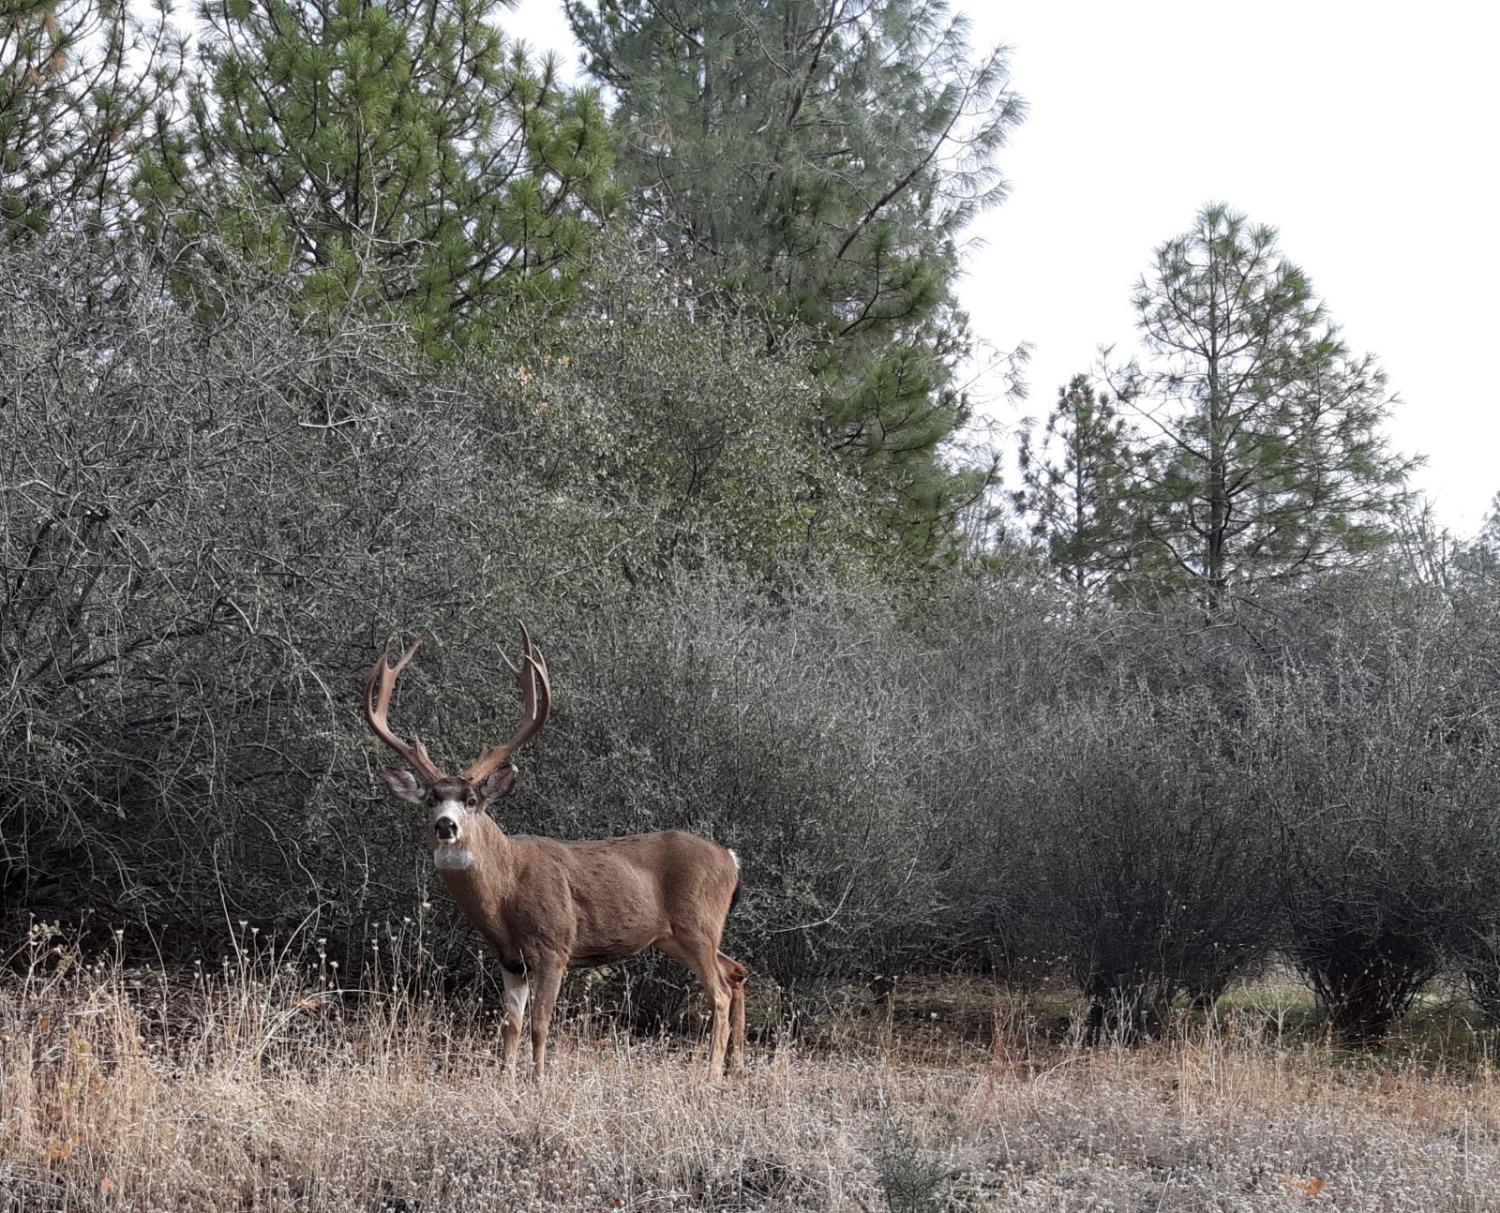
left=4, top=939, right=1500, bottom=1211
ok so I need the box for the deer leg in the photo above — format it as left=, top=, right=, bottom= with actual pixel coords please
left=718, top=951, right=748, bottom=1074
left=657, top=936, right=733, bottom=1076
left=690, top=947, right=734, bottom=1076
left=528, top=958, right=565, bottom=1080
left=499, top=964, right=529, bottom=1075
left=701, top=967, right=733, bottom=1076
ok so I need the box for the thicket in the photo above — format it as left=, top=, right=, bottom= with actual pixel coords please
left=5, top=219, right=1496, bottom=1047
left=5, top=0, right=1500, bottom=1050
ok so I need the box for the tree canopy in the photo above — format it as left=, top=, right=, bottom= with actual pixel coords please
left=1015, top=205, right=1419, bottom=609
left=1, top=0, right=183, bottom=238
left=143, top=0, right=619, bottom=350
left=568, top=0, right=1023, bottom=555
left=1117, top=204, right=1418, bottom=605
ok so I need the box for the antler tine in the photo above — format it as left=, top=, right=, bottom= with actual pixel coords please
left=465, top=626, right=552, bottom=782
left=498, top=623, right=534, bottom=678
left=363, top=637, right=446, bottom=784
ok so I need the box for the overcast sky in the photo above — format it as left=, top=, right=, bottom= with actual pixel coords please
left=510, top=1, right=1500, bottom=535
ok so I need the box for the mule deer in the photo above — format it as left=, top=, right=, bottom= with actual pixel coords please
left=363, top=630, right=747, bottom=1077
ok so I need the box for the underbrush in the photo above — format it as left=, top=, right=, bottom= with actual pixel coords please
left=3, top=939, right=1500, bottom=1211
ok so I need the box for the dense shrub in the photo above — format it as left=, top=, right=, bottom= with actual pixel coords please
left=996, top=687, right=1276, bottom=1037
left=0, top=233, right=854, bottom=952
left=1246, top=605, right=1500, bottom=1044
left=1458, top=926, right=1500, bottom=1025
left=6, top=231, right=1500, bottom=1045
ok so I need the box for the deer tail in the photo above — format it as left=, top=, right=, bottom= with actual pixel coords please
left=726, top=847, right=742, bottom=916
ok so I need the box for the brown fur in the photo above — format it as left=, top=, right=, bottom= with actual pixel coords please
left=365, top=632, right=747, bottom=1078
left=438, top=816, right=748, bottom=1078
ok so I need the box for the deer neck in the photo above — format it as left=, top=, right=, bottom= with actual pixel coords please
left=433, top=811, right=516, bottom=917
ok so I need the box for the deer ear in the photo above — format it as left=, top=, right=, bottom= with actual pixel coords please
left=383, top=769, right=426, bottom=804
left=479, top=765, right=518, bottom=804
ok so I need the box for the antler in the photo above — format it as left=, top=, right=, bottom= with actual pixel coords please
left=464, top=624, right=552, bottom=782
left=363, top=638, right=446, bottom=784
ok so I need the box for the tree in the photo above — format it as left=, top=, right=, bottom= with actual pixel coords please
left=1, top=0, right=183, bottom=238
left=1014, top=373, right=1142, bottom=609
left=1116, top=204, right=1417, bottom=607
left=146, top=0, right=618, bottom=350
left=1453, top=491, right=1500, bottom=588
left=566, top=0, right=1023, bottom=556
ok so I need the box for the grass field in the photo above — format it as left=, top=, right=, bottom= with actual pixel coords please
left=3, top=944, right=1499, bottom=1211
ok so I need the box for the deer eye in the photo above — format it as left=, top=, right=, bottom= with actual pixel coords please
left=465, top=793, right=478, bottom=808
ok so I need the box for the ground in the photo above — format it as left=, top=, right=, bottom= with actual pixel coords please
left=3, top=957, right=1499, bottom=1211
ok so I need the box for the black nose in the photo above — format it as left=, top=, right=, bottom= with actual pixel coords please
left=434, top=818, right=458, bottom=841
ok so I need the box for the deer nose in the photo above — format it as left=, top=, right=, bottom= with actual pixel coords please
left=434, top=817, right=459, bottom=842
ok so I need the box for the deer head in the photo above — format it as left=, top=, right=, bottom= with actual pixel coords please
left=364, top=629, right=551, bottom=853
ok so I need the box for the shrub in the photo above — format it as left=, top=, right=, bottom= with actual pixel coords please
left=998, top=686, right=1276, bottom=1038
left=1247, top=608, right=1500, bottom=1045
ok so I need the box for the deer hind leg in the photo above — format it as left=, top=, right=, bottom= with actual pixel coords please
left=499, top=964, right=529, bottom=1075
left=718, top=951, right=748, bottom=1074
left=699, top=959, right=733, bottom=1077
left=660, top=936, right=733, bottom=1076
left=528, top=958, right=565, bottom=1080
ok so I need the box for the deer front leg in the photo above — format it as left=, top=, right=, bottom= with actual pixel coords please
left=528, top=958, right=566, bottom=1080
left=499, top=963, right=529, bottom=1075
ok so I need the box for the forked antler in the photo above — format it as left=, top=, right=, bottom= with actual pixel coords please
left=464, top=625, right=552, bottom=782
left=364, top=638, right=446, bottom=784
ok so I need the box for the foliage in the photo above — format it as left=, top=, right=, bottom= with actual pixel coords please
left=874, top=1113, right=954, bottom=1213
left=3, top=186, right=1499, bottom=1051
left=1244, top=589, right=1500, bottom=1044
left=0, top=230, right=890, bottom=987
left=999, top=686, right=1276, bottom=1038
left=568, top=0, right=1023, bottom=555
left=143, top=0, right=618, bottom=350
left=1458, top=925, right=1500, bottom=1025
left=1111, top=204, right=1418, bottom=608
left=508, top=237, right=868, bottom=578
left=0, top=0, right=183, bottom=238
left=1014, top=373, right=1143, bottom=611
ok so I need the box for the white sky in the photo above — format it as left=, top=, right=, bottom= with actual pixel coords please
left=509, top=0, right=1500, bottom=535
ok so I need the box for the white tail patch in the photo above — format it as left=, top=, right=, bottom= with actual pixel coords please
left=728, top=848, right=740, bottom=870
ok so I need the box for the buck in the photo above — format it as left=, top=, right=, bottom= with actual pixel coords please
left=363, top=630, right=747, bottom=1078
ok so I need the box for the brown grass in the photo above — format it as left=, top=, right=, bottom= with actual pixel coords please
left=4, top=937, right=1500, bottom=1211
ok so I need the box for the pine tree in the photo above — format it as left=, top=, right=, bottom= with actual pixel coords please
left=1, top=0, right=183, bottom=238
left=1119, top=204, right=1418, bottom=607
left=145, top=0, right=619, bottom=350
left=1014, top=374, right=1141, bottom=610
left=566, top=0, right=1023, bottom=556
